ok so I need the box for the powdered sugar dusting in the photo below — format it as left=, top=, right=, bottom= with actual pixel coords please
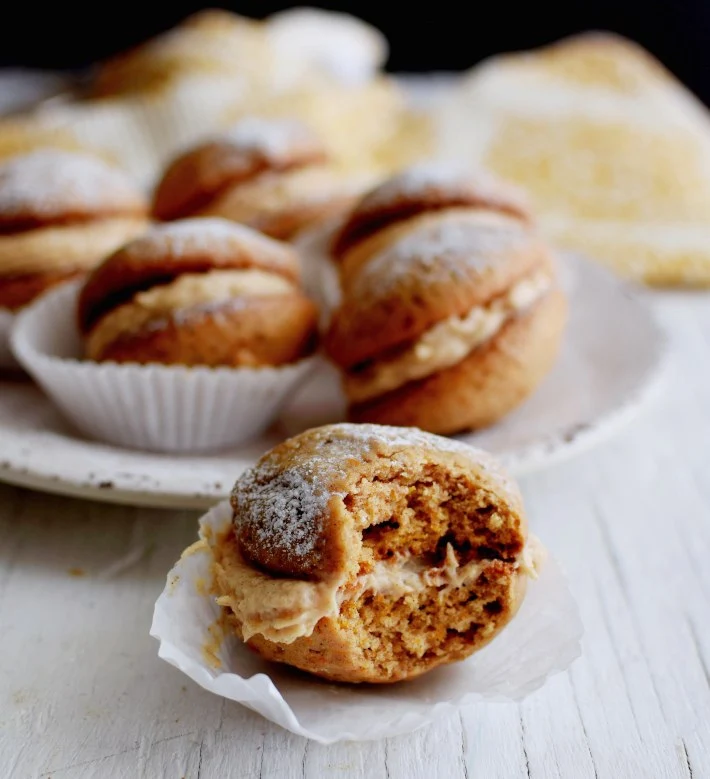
left=231, top=423, right=515, bottom=565
left=233, top=461, right=329, bottom=562
left=0, top=150, right=142, bottom=220
left=150, top=217, right=259, bottom=239
left=358, top=163, right=470, bottom=212
left=222, top=117, right=318, bottom=161
left=141, top=296, right=252, bottom=332
left=350, top=213, right=527, bottom=301
left=334, top=424, right=518, bottom=503
left=356, top=162, right=525, bottom=217
left=315, top=422, right=486, bottom=458
left=132, top=217, right=290, bottom=261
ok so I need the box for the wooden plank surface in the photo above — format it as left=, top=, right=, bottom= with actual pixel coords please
left=1, top=291, right=709, bottom=778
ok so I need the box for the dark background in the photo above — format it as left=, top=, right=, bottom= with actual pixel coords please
left=3, top=1, right=710, bottom=104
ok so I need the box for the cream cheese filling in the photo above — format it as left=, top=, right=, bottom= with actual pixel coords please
left=345, top=269, right=552, bottom=403
left=87, top=268, right=294, bottom=357
left=351, top=544, right=484, bottom=601
left=215, top=535, right=543, bottom=645
left=215, top=547, right=342, bottom=644
left=204, top=166, right=371, bottom=225
left=518, top=533, right=547, bottom=579
left=0, top=217, right=149, bottom=275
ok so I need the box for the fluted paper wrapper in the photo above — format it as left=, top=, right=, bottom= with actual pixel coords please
left=0, top=308, right=19, bottom=370
left=11, top=282, right=315, bottom=453
left=151, top=501, right=583, bottom=743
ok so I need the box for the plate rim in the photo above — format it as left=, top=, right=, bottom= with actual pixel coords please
left=0, top=255, right=670, bottom=509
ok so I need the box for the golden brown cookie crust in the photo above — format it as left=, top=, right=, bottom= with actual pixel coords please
left=249, top=572, right=525, bottom=683
left=91, top=9, right=267, bottom=98
left=0, top=216, right=151, bottom=309
left=194, top=166, right=363, bottom=241
left=0, top=269, right=84, bottom=310
left=0, top=150, right=147, bottom=233
left=349, top=289, right=567, bottom=433
left=324, top=165, right=566, bottom=434
left=88, top=292, right=318, bottom=366
left=78, top=218, right=302, bottom=333
left=152, top=120, right=327, bottom=222
left=0, top=151, right=149, bottom=308
left=231, top=424, right=525, bottom=577
left=332, top=164, right=532, bottom=260
left=326, top=209, right=553, bottom=368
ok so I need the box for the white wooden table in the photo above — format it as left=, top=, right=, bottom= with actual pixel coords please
left=1, top=289, right=709, bottom=779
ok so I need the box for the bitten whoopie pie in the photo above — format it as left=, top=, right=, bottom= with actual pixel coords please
left=211, top=422, right=542, bottom=683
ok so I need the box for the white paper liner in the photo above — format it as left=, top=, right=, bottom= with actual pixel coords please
left=11, top=282, right=316, bottom=453
left=151, top=501, right=583, bottom=743
left=0, top=307, right=19, bottom=370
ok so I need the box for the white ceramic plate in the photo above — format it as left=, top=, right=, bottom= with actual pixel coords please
left=0, top=255, right=666, bottom=509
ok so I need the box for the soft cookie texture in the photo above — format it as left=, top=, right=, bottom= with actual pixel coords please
left=325, top=164, right=567, bottom=434
left=212, top=423, right=541, bottom=683
left=0, top=150, right=149, bottom=310
left=78, top=218, right=318, bottom=366
left=152, top=117, right=367, bottom=240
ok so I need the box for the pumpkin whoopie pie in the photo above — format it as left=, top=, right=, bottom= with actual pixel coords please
left=78, top=217, right=318, bottom=366
left=0, top=150, right=149, bottom=311
left=211, top=422, right=542, bottom=683
left=325, top=165, right=567, bottom=433
left=152, top=117, right=366, bottom=240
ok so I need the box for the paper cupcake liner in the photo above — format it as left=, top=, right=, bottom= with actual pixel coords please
left=0, top=307, right=20, bottom=370
left=151, top=501, right=583, bottom=743
left=11, top=281, right=316, bottom=453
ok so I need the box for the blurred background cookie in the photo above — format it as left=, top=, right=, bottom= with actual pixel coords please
left=17, top=9, right=427, bottom=186
left=0, top=149, right=148, bottom=312
left=78, top=218, right=318, bottom=367
left=439, top=32, right=710, bottom=286
left=91, top=8, right=386, bottom=99
left=90, top=10, right=271, bottom=99
left=153, top=117, right=374, bottom=240
left=0, top=118, right=116, bottom=165
left=220, top=76, right=433, bottom=177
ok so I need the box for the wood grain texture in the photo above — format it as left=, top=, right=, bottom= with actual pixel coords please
left=1, top=291, right=709, bottom=778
